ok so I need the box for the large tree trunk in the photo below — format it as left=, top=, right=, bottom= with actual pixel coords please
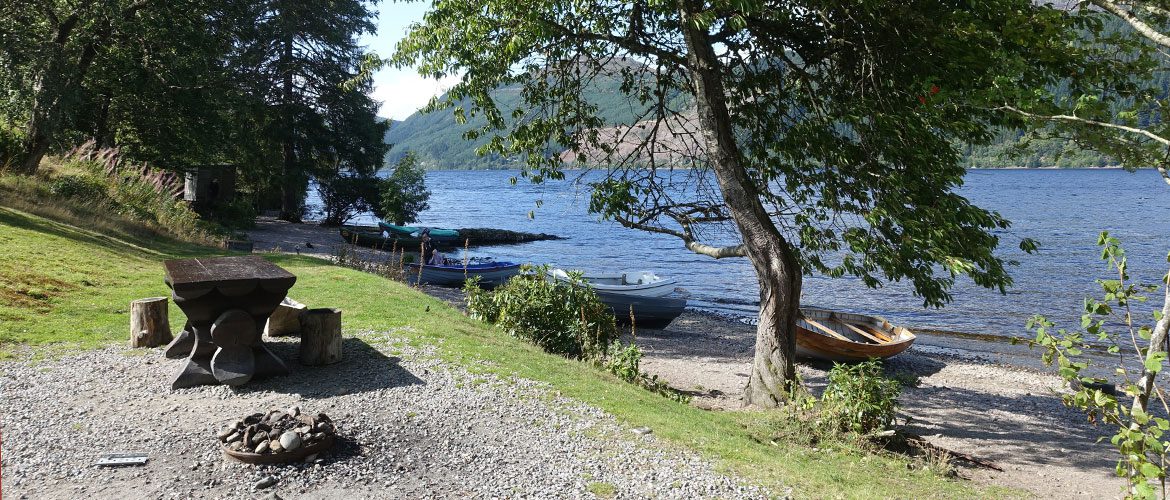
left=17, top=17, right=107, bottom=174
left=677, top=0, right=800, bottom=407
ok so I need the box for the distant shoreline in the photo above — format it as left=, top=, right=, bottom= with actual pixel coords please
left=407, top=165, right=1147, bottom=172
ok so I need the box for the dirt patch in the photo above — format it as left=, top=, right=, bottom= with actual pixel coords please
left=0, top=272, right=79, bottom=312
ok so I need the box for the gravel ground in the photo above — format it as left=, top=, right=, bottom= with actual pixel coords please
left=1, top=332, right=766, bottom=499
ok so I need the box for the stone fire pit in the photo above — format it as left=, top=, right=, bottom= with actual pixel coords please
left=218, top=406, right=336, bottom=464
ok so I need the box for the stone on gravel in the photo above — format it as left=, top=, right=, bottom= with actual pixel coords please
left=632, top=426, right=653, bottom=436
left=253, top=475, right=277, bottom=490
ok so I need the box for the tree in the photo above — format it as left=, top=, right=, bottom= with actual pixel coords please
left=228, top=0, right=383, bottom=222
left=395, top=0, right=1081, bottom=405
left=316, top=171, right=380, bottom=226
left=376, top=152, right=430, bottom=226
left=0, top=0, right=230, bottom=173
left=996, top=2, right=1170, bottom=491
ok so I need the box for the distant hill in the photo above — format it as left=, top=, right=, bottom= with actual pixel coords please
left=385, top=17, right=1161, bottom=170
left=384, top=59, right=673, bottom=169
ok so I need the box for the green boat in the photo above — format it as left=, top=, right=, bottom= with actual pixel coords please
left=339, top=225, right=461, bottom=250
left=378, top=222, right=460, bottom=239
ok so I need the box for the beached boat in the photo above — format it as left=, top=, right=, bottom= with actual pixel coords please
left=795, top=308, right=916, bottom=362
left=550, top=269, right=678, bottom=297
left=339, top=225, right=459, bottom=250
left=548, top=268, right=688, bottom=327
left=378, top=222, right=461, bottom=240
left=594, top=289, right=688, bottom=328
left=405, top=261, right=521, bottom=287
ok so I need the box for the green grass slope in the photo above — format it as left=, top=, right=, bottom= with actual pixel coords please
left=0, top=205, right=1014, bottom=498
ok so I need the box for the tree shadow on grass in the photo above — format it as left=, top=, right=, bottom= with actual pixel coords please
left=237, top=336, right=425, bottom=398
left=0, top=206, right=211, bottom=259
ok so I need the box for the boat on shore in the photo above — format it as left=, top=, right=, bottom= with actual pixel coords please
left=378, top=222, right=461, bottom=241
left=406, top=261, right=521, bottom=287
left=548, top=268, right=688, bottom=327
left=795, top=308, right=916, bottom=361
left=339, top=225, right=460, bottom=250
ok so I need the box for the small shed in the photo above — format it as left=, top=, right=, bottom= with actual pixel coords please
left=184, top=165, right=237, bottom=211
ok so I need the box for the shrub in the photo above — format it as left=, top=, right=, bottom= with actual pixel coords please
left=48, top=174, right=106, bottom=201
left=315, top=171, right=379, bottom=226
left=464, top=265, right=617, bottom=359
left=375, top=152, right=430, bottom=226
left=601, top=341, right=689, bottom=403
left=604, top=341, right=642, bottom=382
left=820, top=359, right=902, bottom=435
left=1023, top=233, right=1170, bottom=498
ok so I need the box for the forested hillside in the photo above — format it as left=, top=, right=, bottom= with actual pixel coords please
left=385, top=16, right=1169, bottom=170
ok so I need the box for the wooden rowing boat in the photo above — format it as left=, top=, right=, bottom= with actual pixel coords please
left=795, top=308, right=916, bottom=361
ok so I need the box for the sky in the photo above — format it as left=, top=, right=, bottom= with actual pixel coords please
left=360, top=2, right=459, bottom=121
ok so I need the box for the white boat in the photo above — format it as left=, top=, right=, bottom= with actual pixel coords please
left=548, top=269, right=677, bottom=297
left=548, top=268, right=687, bottom=327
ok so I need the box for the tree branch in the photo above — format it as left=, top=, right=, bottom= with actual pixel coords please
left=685, top=241, right=747, bottom=258
left=1092, top=0, right=1170, bottom=50
left=996, top=105, right=1170, bottom=187
left=612, top=213, right=746, bottom=259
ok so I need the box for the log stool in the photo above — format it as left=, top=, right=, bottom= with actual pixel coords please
left=129, top=297, right=173, bottom=348
left=299, top=308, right=342, bottom=365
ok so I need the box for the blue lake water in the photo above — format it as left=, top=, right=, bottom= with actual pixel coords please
left=311, top=168, right=1170, bottom=339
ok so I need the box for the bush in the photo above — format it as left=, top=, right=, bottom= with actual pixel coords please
left=464, top=266, right=617, bottom=359
left=48, top=174, right=107, bottom=201
left=56, top=156, right=218, bottom=242
left=375, top=152, right=430, bottom=226
left=820, top=360, right=902, bottom=435
left=315, top=171, right=379, bottom=226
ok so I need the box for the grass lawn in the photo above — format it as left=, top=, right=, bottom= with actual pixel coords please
left=0, top=205, right=1018, bottom=498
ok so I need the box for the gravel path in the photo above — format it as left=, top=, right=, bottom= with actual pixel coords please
left=1, top=332, right=765, bottom=499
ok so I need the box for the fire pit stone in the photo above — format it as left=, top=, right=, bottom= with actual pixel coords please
left=218, top=408, right=336, bottom=464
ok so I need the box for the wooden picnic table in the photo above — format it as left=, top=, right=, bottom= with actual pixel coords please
left=162, top=255, right=296, bottom=389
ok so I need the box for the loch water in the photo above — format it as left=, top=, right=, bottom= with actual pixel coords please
left=311, top=168, right=1170, bottom=340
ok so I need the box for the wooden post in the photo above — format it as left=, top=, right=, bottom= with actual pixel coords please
left=299, top=308, right=342, bottom=365
left=130, top=297, right=173, bottom=348
left=265, top=297, right=307, bottom=337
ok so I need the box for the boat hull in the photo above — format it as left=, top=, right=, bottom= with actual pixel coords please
left=339, top=226, right=461, bottom=250
left=406, top=262, right=521, bottom=288
left=596, top=290, right=687, bottom=328
left=794, top=308, right=916, bottom=362
left=378, top=222, right=461, bottom=239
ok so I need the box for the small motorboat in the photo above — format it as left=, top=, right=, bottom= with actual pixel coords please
left=550, top=269, right=678, bottom=297
left=548, top=268, right=688, bottom=327
left=406, top=261, right=521, bottom=287
left=795, top=308, right=916, bottom=362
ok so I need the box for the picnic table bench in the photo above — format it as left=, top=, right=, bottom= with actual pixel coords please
left=162, top=255, right=296, bottom=389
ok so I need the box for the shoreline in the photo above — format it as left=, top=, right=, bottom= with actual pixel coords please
left=247, top=217, right=1127, bottom=497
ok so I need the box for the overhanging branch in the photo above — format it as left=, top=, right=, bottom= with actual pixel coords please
left=1093, top=0, right=1170, bottom=50
left=996, top=105, right=1170, bottom=186
left=685, top=241, right=747, bottom=258
left=612, top=213, right=747, bottom=259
